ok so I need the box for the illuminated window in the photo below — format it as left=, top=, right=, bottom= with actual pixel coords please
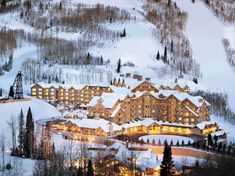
left=179, top=117, right=182, bottom=121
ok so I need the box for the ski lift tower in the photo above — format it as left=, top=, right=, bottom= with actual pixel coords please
left=13, top=71, right=24, bottom=99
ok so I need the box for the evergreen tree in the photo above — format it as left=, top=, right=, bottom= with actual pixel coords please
left=213, top=135, right=218, bottom=148
left=158, top=139, right=161, bottom=146
left=156, top=51, right=160, bottom=60
left=24, top=107, right=35, bottom=158
left=170, top=40, right=174, bottom=53
left=1, top=0, right=6, bottom=7
left=217, top=142, right=222, bottom=152
left=77, top=167, right=83, bottom=176
left=59, top=1, right=62, bottom=10
left=86, top=53, right=91, bottom=65
left=120, top=28, right=126, bottom=37
left=18, top=109, right=25, bottom=156
left=160, top=142, right=174, bottom=176
left=8, top=86, right=14, bottom=98
left=193, top=77, right=198, bottom=84
left=117, top=59, right=121, bottom=73
left=187, top=140, right=191, bottom=146
left=207, top=133, right=213, bottom=146
left=176, top=140, right=179, bottom=146
left=163, top=46, right=168, bottom=63
left=87, top=160, right=94, bottom=176
left=100, top=56, right=103, bottom=65
left=222, top=144, right=226, bottom=153
left=181, top=140, right=185, bottom=146
left=0, top=66, right=4, bottom=76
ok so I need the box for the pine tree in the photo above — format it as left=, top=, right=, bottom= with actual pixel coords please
left=24, top=107, right=35, bottom=158
left=176, top=140, right=179, bottom=146
left=187, top=140, right=191, bottom=146
left=77, top=167, right=83, bottom=176
left=59, top=1, right=62, bottom=10
left=1, top=0, right=6, bottom=7
left=156, top=51, right=160, bottom=60
left=8, top=86, right=14, bottom=98
left=123, top=28, right=126, bottom=37
left=87, top=160, right=94, bottom=176
left=160, top=142, right=174, bottom=176
left=18, top=109, right=25, bottom=156
left=163, top=46, right=168, bottom=63
left=0, top=66, right=4, bottom=76
left=207, top=133, right=213, bottom=147
left=117, top=59, right=121, bottom=73
left=100, top=56, right=103, bottom=65
left=170, top=40, right=174, bottom=53
left=86, top=53, right=91, bottom=65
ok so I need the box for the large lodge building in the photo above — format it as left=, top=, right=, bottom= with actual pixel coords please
left=31, top=80, right=210, bottom=127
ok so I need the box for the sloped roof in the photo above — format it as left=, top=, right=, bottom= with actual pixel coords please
left=87, top=93, right=127, bottom=109
left=70, top=118, right=122, bottom=132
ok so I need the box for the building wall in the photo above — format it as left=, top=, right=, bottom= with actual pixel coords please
left=31, top=84, right=112, bottom=105
left=132, top=81, right=159, bottom=93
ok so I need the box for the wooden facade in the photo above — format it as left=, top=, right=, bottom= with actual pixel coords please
left=31, top=84, right=112, bottom=105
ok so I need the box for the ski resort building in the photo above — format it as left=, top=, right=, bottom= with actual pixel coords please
left=31, top=83, right=112, bottom=105
left=31, top=80, right=210, bottom=128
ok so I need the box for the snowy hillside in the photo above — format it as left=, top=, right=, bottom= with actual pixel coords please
left=0, top=98, right=60, bottom=147
left=172, top=0, right=235, bottom=112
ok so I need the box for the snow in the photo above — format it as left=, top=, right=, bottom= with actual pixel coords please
left=69, top=118, right=122, bottom=132
left=173, top=0, right=235, bottom=111
left=139, top=135, right=194, bottom=145
left=0, top=97, right=61, bottom=147
left=87, top=92, right=127, bottom=108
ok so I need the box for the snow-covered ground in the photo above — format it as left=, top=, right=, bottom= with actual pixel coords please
left=173, top=0, right=235, bottom=112
left=139, top=135, right=194, bottom=145
left=0, top=98, right=60, bottom=147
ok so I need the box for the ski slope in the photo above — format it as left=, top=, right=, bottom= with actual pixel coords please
left=173, top=0, right=235, bottom=111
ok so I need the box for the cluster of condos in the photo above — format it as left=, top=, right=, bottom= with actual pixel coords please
left=32, top=78, right=224, bottom=137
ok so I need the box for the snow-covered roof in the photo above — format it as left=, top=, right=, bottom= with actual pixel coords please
left=176, top=105, right=199, bottom=117
left=32, top=82, right=84, bottom=90
left=122, top=118, right=196, bottom=129
left=196, top=121, right=216, bottom=129
left=109, top=85, right=132, bottom=95
left=111, top=103, right=122, bottom=117
left=87, top=93, right=128, bottom=109
left=211, top=130, right=226, bottom=136
left=70, top=118, right=122, bottom=132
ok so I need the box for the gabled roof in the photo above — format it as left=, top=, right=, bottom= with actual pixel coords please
left=130, top=80, right=157, bottom=91
left=87, top=93, right=128, bottom=109
left=70, top=118, right=122, bottom=132
left=111, top=103, right=124, bottom=118
left=176, top=105, right=199, bottom=117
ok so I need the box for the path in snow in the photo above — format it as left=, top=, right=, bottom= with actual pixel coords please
left=174, top=0, right=235, bottom=111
